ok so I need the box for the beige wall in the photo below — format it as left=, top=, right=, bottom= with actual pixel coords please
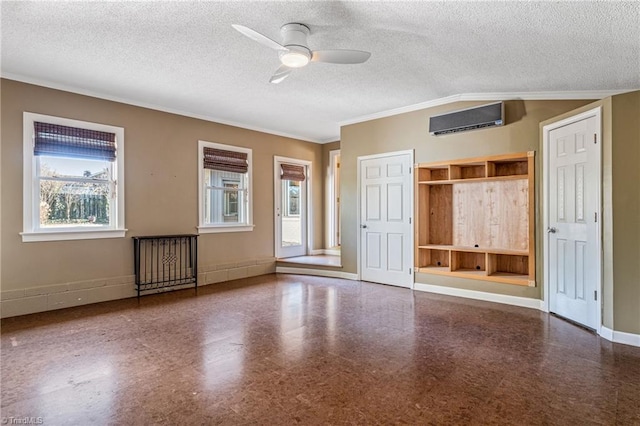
left=0, top=79, right=324, bottom=294
left=611, top=91, right=640, bottom=334
left=340, top=99, right=594, bottom=301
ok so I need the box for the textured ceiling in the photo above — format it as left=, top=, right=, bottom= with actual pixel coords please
left=2, top=1, right=639, bottom=143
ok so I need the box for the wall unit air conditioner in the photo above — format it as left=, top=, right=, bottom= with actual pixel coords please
left=429, top=102, right=504, bottom=135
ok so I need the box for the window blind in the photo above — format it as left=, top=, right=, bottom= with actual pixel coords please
left=281, top=164, right=306, bottom=181
left=34, top=122, right=117, bottom=161
left=203, top=147, right=249, bottom=173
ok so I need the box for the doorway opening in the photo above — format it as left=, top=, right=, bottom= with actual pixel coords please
left=328, top=149, right=341, bottom=252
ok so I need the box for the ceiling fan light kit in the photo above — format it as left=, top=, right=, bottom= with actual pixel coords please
left=279, top=47, right=310, bottom=68
left=232, top=22, right=371, bottom=83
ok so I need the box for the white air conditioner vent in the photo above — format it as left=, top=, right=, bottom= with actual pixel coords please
left=429, top=102, right=504, bottom=135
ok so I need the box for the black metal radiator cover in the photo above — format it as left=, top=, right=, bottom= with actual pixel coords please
left=133, top=234, right=198, bottom=297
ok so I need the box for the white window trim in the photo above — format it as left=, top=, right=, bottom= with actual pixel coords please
left=197, top=140, right=254, bottom=234
left=21, top=112, right=126, bottom=242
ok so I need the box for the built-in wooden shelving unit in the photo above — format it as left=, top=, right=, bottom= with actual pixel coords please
left=414, top=152, right=535, bottom=286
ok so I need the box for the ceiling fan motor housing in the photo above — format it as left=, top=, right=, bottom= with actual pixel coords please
left=280, top=23, right=311, bottom=56
left=280, top=23, right=310, bottom=47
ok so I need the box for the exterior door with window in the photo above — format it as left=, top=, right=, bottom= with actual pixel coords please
left=275, top=159, right=309, bottom=258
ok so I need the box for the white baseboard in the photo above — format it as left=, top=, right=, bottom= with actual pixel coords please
left=323, top=249, right=341, bottom=256
left=309, top=249, right=341, bottom=256
left=599, top=326, right=614, bottom=341
left=414, top=283, right=544, bottom=310
left=276, top=266, right=357, bottom=281
left=599, top=326, right=640, bottom=347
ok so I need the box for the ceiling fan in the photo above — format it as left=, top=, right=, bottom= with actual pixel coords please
left=232, top=23, right=371, bottom=84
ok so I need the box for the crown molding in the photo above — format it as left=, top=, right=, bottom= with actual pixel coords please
left=339, top=89, right=635, bottom=127
left=3, top=73, right=633, bottom=144
left=1, top=72, right=325, bottom=144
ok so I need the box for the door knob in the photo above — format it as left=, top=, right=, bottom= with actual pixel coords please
left=361, top=224, right=367, bottom=229
left=547, top=227, right=557, bottom=233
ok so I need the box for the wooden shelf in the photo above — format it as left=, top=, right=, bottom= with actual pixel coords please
left=416, top=151, right=534, bottom=168
left=418, top=245, right=529, bottom=256
left=489, top=272, right=530, bottom=278
left=418, top=268, right=533, bottom=287
left=452, top=268, right=487, bottom=276
left=414, top=151, right=535, bottom=287
left=418, top=174, right=528, bottom=185
left=487, top=272, right=533, bottom=287
left=417, top=266, right=450, bottom=274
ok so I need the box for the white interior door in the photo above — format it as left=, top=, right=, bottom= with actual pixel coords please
left=275, top=158, right=309, bottom=259
left=359, top=152, right=413, bottom=287
left=547, top=112, right=600, bottom=329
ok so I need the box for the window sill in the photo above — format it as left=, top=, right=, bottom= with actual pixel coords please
left=197, top=224, right=255, bottom=234
left=21, top=229, right=127, bottom=242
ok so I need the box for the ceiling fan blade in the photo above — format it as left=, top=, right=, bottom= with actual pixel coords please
left=311, top=49, right=371, bottom=64
left=269, top=65, right=292, bottom=84
left=232, top=24, right=288, bottom=51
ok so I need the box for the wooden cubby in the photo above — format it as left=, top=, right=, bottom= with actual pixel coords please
left=451, top=251, right=486, bottom=273
left=414, top=152, right=535, bottom=286
left=417, top=166, right=449, bottom=182
left=417, top=248, right=450, bottom=270
left=450, top=163, right=486, bottom=180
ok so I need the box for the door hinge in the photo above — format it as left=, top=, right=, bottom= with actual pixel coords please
left=337, top=163, right=340, bottom=168
left=409, top=268, right=412, bottom=275
left=594, top=212, right=598, bottom=222
left=594, top=134, right=597, bottom=144
left=594, top=290, right=597, bottom=301
left=409, top=217, right=412, bottom=224
left=409, top=167, right=412, bottom=174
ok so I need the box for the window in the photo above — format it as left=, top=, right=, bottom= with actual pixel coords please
left=21, top=113, right=126, bottom=242
left=284, top=180, right=300, bottom=216
left=198, top=141, right=253, bottom=233
left=222, top=179, right=240, bottom=219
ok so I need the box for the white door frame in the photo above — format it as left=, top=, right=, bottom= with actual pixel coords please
left=357, top=149, right=414, bottom=286
left=328, top=149, right=340, bottom=248
left=542, top=106, right=602, bottom=332
left=274, top=156, right=313, bottom=258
